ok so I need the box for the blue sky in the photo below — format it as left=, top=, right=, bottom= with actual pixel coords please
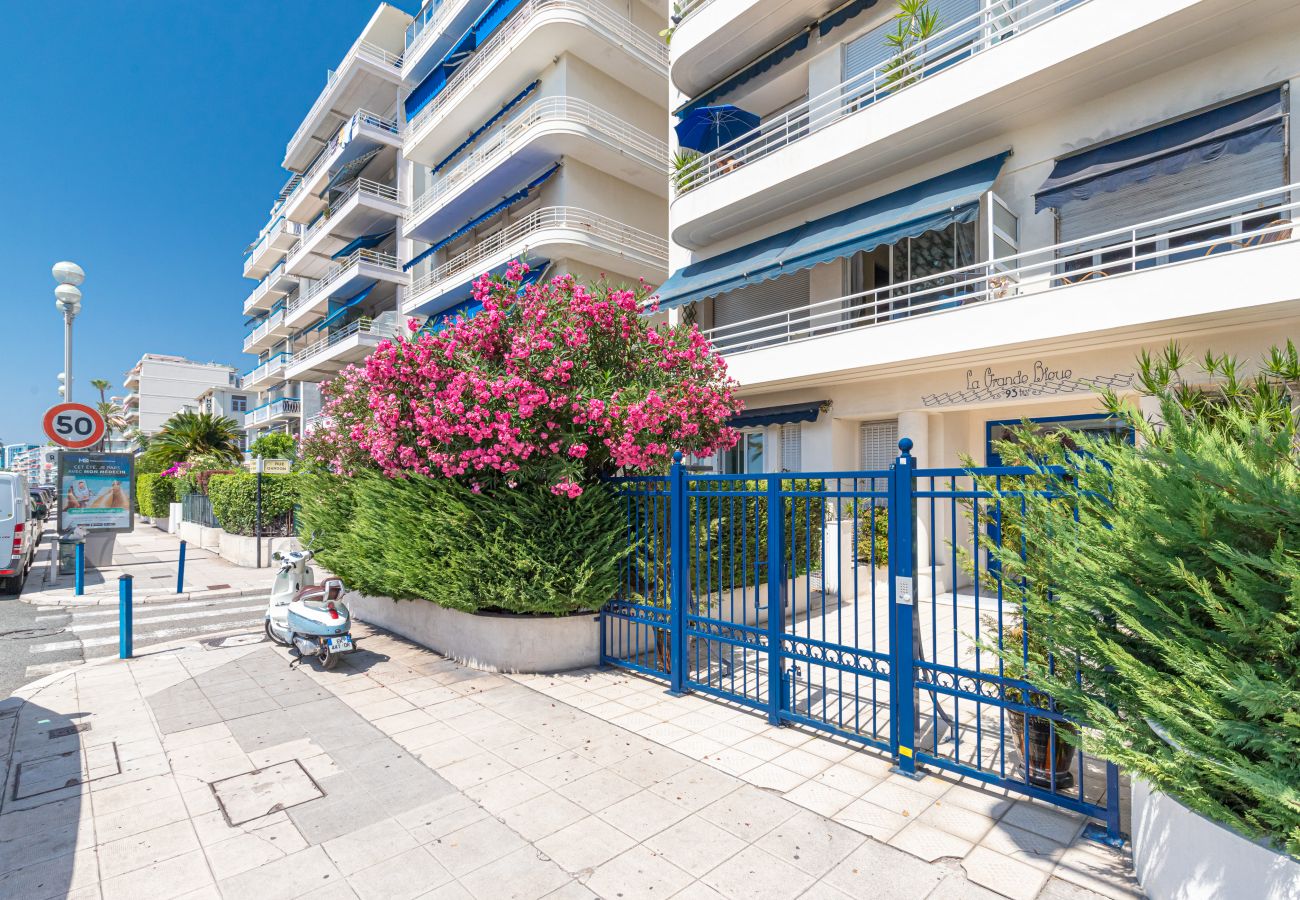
left=0, top=1, right=412, bottom=445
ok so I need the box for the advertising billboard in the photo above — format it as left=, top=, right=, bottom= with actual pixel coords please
left=58, top=452, right=135, bottom=533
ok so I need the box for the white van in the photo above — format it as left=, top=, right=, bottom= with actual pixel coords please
left=0, top=472, right=37, bottom=594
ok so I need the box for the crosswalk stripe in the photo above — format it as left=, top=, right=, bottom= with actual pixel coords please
left=32, top=616, right=265, bottom=654
left=60, top=596, right=260, bottom=619
left=64, top=604, right=265, bottom=634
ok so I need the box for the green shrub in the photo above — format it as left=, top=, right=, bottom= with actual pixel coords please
left=249, top=432, right=297, bottom=461
left=981, top=341, right=1300, bottom=856
left=297, top=474, right=629, bottom=615
left=136, top=474, right=177, bottom=518
left=856, top=504, right=888, bottom=567
left=207, top=474, right=299, bottom=536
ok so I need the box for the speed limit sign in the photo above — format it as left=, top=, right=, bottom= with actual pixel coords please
left=43, top=403, right=106, bottom=450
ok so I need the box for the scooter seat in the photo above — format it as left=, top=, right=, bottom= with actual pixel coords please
left=294, top=578, right=346, bottom=606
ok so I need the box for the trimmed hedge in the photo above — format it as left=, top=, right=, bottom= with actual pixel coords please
left=207, top=474, right=299, bottom=536
left=297, top=475, right=629, bottom=615
left=136, top=474, right=177, bottom=519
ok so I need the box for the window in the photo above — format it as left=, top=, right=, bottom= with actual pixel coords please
left=986, top=415, right=1132, bottom=465
left=780, top=425, right=802, bottom=472
left=859, top=420, right=898, bottom=471
left=721, top=431, right=766, bottom=474
left=846, top=221, right=978, bottom=321
left=230, top=395, right=248, bottom=413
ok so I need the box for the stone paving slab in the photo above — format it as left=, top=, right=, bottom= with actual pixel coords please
left=0, top=621, right=1141, bottom=900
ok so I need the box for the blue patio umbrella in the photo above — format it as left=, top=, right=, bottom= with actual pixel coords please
left=675, top=105, right=761, bottom=154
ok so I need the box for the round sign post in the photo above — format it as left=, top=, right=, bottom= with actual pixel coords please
left=43, top=403, right=106, bottom=450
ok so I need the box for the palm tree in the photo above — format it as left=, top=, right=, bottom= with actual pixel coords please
left=96, top=400, right=128, bottom=447
left=90, top=378, right=111, bottom=406
left=143, top=411, right=245, bottom=468
left=89, top=379, right=113, bottom=450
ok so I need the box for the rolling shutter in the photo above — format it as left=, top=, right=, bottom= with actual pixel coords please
left=1058, top=138, right=1286, bottom=244
left=781, top=425, right=802, bottom=471
left=844, top=0, right=981, bottom=81
left=712, top=269, right=811, bottom=330
left=858, top=420, right=898, bottom=471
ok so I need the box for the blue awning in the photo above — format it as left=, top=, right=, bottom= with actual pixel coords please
left=819, top=0, right=882, bottom=36
left=434, top=81, right=540, bottom=175
left=313, top=283, right=376, bottom=332
left=1036, top=89, right=1285, bottom=211
left=677, top=31, right=810, bottom=118
left=657, top=153, right=1008, bottom=308
left=729, top=401, right=827, bottom=429
left=403, top=163, right=561, bottom=271
left=418, top=263, right=549, bottom=333
left=404, top=0, right=525, bottom=121
left=332, top=229, right=394, bottom=260
left=319, top=147, right=382, bottom=198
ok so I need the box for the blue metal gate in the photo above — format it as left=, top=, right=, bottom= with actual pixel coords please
left=602, top=439, right=1122, bottom=837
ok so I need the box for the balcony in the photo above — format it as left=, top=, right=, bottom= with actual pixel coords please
left=283, top=5, right=408, bottom=173
left=403, top=0, right=668, bottom=168
left=405, top=97, right=669, bottom=243
left=284, top=178, right=405, bottom=279
left=404, top=0, right=495, bottom=85
left=282, top=110, right=402, bottom=224
left=286, top=316, right=405, bottom=382
left=242, top=261, right=297, bottom=315
left=705, top=185, right=1300, bottom=389
left=244, top=217, right=305, bottom=279
left=404, top=206, right=668, bottom=316
left=243, top=308, right=290, bottom=354
left=245, top=397, right=302, bottom=429
left=243, top=353, right=292, bottom=391
left=123, top=392, right=139, bottom=409
left=671, top=0, right=835, bottom=97
left=123, top=369, right=140, bottom=390
left=285, top=247, right=407, bottom=330
left=670, top=0, right=1294, bottom=248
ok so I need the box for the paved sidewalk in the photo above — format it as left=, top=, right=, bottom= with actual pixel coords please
left=0, top=622, right=1139, bottom=900
left=23, top=525, right=269, bottom=607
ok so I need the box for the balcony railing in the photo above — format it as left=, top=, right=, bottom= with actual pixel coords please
left=244, top=353, right=292, bottom=386
left=243, top=309, right=287, bottom=352
left=406, top=0, right=459, bottom=54
left=284, top=111, right=402, bottom=208
left=245, top=217, right=304, bottom=263
left=245, top=261, right=288, bottom=308
left=702, top=184, right=1298, bottom=355
left=675, top=0, right=1091, bottom=196
left=408, top=206, right=668, bottom=300
left=287, top=181, right=401, bottom=267
left=409, top=97, right=669, bottom=224
left=673, top=0, right=717, bottom=25
left=408, top=0, right=668, bottom=137
left=245, top=397, right=302, bottom=428
left=289, top=247, right=404, bottom=316
left=291, top=317, right=402, bottom=367
left=286, top=41, right=404, bottom=157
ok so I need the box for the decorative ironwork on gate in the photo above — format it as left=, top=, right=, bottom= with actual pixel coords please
left=601, top=439, right=1123, bottom=839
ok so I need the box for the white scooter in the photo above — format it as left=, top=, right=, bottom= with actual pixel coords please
left=264, top=549, right=355, bottom=670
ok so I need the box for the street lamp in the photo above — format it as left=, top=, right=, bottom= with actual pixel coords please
left=52, top=261, right=85, bottom=404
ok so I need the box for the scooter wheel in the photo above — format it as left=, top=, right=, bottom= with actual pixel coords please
left=317, top=646, right=339, bottom=670
left=265, top=619, right=290, bottom=646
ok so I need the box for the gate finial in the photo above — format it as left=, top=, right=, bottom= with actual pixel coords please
left=898, top=437, right=914, bottom=456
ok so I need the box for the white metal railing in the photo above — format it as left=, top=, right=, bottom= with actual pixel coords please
left=290, top=110, right=402, bottom=204
left=243, top=309, right=287, bottom=351
left=286, top=180, right=402, bottom=268
left=409, top=97, right=669, bottom=223
left=305, top=412, right=330, bottom=433
left=406, top=0, right=459, bottom=56
left=288, top=248, right=404, bottom=317
left=701, top=184, right=1298, bottom=355
left=409, top=205, right=667, bottom=300
left=245, top=218, right=303, bottom=267
left=291, top=317, right=402, bottom=366
left=286, top=41, right=404, bottom=156
left=675, top=0, right=1091, bottom=196
left=408, top=0, right=668, bottom=137
left=244, top=261, right=287, bottom=308
left=673, top=0, right=717, bottom=25
left=244, top=353, right=291, bottom=386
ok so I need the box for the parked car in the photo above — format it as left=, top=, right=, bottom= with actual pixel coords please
left=1, top=473, right=37, bottom=593
left=28, top=488, right=49, bottom=541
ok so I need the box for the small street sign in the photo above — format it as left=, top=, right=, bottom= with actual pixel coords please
left=245, top=457, right=292, bottom=475
left=42, top=403, right=106, bottom=450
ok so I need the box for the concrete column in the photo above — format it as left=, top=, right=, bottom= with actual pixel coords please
left=897, top=410, right=933, bottom=569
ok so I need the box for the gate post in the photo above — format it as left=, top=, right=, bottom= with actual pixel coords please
left=667, top=451, right=687, bottom=696
left=890, top=438, right=919, bottom=775
left=765, top=476, right=784, bottom=726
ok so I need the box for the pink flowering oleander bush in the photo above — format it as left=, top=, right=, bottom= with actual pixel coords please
left=301, top=262, right=741, bottom=494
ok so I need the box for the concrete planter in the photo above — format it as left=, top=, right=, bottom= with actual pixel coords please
left=177, top=521, right=223, bottom=551
left=348, top=593, right=599, bottom=673
left=167, top=502, right=183, bottom=534
left=1132, top=779, right=1300, bottom=900
left=217, top=530, right=300, bottom=569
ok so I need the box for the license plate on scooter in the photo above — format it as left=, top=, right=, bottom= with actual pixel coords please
left=327, top=636, right=353, bottom=652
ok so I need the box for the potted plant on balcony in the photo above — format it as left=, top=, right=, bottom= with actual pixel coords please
left=883, top=0, right=942, bottom=90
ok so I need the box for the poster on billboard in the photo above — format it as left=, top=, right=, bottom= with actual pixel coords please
left=58, top=452, right=135, bottom=533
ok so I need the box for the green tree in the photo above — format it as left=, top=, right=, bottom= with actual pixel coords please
left=248, top=432, right=297, bottom=461
left=143, top=410, right=244, bottom=468
left=980, top=341, right=1300, bottom=856
left=883, top=0, right=942, bottom=89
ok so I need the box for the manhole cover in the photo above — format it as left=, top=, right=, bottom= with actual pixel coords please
left=14, top=742, right=119, bottom=800
left=210, top=759, right=322, bottom=825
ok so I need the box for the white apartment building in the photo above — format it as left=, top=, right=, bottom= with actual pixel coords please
left=240, top=0, right=669, bottom=438
left=192, top=385, right=254, bottom=451
left=122, top=354, right=242, bottom=438
left=660, top=0, right=1300, bottom=476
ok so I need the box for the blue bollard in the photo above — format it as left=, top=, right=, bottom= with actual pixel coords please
left=74, top=542, right=84, bottom=596
left=119, top=574, right=133, bottom=660
left=176, top=540, right=186, bottom=595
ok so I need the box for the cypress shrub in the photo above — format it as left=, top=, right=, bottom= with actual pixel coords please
left=206, top=474, right=299, bottom=536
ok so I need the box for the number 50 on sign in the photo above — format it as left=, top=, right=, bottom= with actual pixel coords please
left=43, top=403, right=106, bottom=450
